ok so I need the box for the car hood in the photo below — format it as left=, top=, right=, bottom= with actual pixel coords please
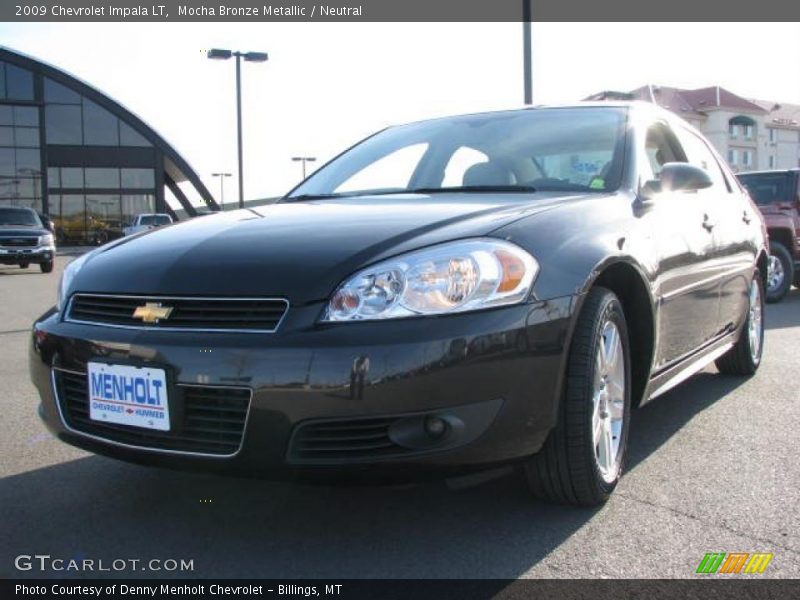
left=72, top=193, right=586, bottom=304
left=0, top=226, right=47, bottom=237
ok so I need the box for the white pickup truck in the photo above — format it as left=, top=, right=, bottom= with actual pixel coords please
left=122, top=213, right=173, bottom=237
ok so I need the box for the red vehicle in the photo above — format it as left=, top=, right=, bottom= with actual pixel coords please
left=737, top=169, right=800, bottom=302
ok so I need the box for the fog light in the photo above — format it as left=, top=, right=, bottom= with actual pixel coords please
left=424, top=415, right=447, bottom=439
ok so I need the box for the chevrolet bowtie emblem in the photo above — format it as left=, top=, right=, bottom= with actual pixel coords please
left=132, top=302, right=174, bottom=324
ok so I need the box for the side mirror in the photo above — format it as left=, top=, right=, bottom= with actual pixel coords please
left=640, top=162, right=713, bottom=202
left=47, top=219, right=55, bottom=232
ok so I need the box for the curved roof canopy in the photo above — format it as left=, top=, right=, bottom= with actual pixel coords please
left=0, top=45, right=218, bottom=214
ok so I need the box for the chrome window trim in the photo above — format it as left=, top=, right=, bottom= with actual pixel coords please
left=50, top=366, right=253, bottom=459
left=64, top=293, right=289, bottom=334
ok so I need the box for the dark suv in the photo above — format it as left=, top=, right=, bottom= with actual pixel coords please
left=0, top=206, right=56, bottom=273
left=737, top=169, right=800, bottom=302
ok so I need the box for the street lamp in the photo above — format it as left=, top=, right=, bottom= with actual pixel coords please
left=207, top=48, right=269, bottom=209
left=211, top=172, right=232, bottom=210
left=291, top=156, right=317, bottom=180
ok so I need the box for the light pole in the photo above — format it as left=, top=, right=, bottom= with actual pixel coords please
left=207, top=48, right=268, bottom=209
left=291, top=156, right=317, bottom=180
left=211, top=172, right=232, bottom=210
left=522, top=0, right=532, bottom=105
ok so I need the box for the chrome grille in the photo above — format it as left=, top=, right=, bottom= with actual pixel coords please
left=54, top=368, right=251, bottom=456
left=67, top=294, right=288, bottom=332
left=0, top=236, right=37, bottom=247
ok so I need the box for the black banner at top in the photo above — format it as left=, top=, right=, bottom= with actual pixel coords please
left=2, top=0, right=800, bottom=22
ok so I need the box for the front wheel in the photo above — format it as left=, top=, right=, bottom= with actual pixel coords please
left=524, top=287, right=631, bottom=506
left=39, top=260, right=54, bottom=274
left=715, top=270, right=764, bottom=376
left=19, top=263, right=29, bottom=269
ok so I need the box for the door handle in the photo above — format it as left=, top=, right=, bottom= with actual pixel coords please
left=702, top=213, right=715, bottom=231
left=742, top=211, right=752, bottom=224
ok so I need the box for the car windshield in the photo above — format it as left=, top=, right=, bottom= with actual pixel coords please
left=140, top=215, right=171, bottom=226
left=285, top=107, right=627, bottom=200
left=0, top=208, right=41, bottom=227
left=738, top=172, right=795, bottom=206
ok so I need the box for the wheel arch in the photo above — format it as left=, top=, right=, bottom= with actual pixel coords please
left=767, top=227, right=794, bottom=256
left=570, top=259, right=656, bottom=409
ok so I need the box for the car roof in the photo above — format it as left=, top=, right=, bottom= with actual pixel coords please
left=393, top=101, right=676, bottom=129
left=737, top=169, right=800, bottom=175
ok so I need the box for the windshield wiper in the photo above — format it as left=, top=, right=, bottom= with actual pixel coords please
left=283, top=193, right=353, bottom=201
left=404, top=185, right=538, bottom=194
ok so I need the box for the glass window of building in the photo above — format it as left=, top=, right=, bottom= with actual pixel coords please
left=46, top=104, right=82, bottom=144
left=3, top=63, right=34, bottom=100
left=14, top=127, right=39, bottom=148
left=119, top=122, right=152, bottom=147
left=14, top=106, right=39, bottom=127
left=0, top=106, right=12, bottom=126
left=82, top=99, right=119, bottom=146
left=47, top=167, right=60, bottom=187
left=0, top=127, right=12, bottom=146
left=121, top=168, right=155, bottom=189
left=85, top=168, right=120, bottom=188
left=44, top=78, right=81, bottom=104
left=0, top=148, right=14, bottom=177
left=60, top=167, right=84, bottom=188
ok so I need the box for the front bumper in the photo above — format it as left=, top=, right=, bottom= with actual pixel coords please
left=30, top=297, right=576, bottom=480
left=0, top=245, right=54, bottom=265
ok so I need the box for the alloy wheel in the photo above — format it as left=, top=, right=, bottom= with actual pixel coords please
left=593, top=320, right=625, bottom=483
left=748, top=279, right=763, bottom=361
left=767, top=255, right=784, bottom=293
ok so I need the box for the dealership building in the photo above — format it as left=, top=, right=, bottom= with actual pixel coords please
left=587, top=85, right=800, bottom=172
left=0, top=46, right=218, bottom=243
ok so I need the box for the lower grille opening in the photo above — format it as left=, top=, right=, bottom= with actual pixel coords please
left=54, top=369, right=251, bottom=456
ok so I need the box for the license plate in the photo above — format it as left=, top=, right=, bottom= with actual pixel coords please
left=87, top=362, right=170, bottom=431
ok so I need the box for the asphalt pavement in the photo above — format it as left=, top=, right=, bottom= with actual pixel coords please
left=1, top=256, right=798, bottom=579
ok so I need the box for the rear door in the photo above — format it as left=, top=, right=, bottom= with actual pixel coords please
left=675, top=128, right=755, bottom=336
left=641, top=122, right=720, bottom=369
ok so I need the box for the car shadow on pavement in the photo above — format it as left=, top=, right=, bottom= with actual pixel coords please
left=765, top=288, right=800, bottom=330
left=0, top=369, right=747, bottom=580
left=0, top=268, right=44, bottom=276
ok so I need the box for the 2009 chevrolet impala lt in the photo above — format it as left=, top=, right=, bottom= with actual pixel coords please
left=30, top=103, right=767, bottom=506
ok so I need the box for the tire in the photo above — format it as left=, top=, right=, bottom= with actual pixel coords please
left=765, top=241, right=793, bottom=303
left=19, top=263, right=29, bottom=269
left=524, top=287, right=631, bottom=506
left=715, top=270, right=764, bottom=376
left=39, top=260, right=54, bottom=274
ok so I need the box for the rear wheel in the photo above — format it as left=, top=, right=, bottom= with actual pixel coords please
left=524, top=287, right=631, bottom=506
left=765, top=241, right=792, bottom=303
left=19, top=263, right=29, bottom=269
left=39, top=260, right=53, bottom=274
left=715, top=270, right=764, bottom=376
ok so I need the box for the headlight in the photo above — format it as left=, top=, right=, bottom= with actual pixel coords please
left=38, top=233, right=54, bottom=247
left=57, top=252, right=91, bottom=311
left=323, top=239, right=538, bottom=322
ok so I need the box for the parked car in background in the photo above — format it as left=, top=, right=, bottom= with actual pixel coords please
left=122, top=213, right=173, bottom=237
left=32, top=103, right=767, bottom=507
left=737, top=169, right=800, bottom=302
left=0, top=206, right=55, bottom=273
